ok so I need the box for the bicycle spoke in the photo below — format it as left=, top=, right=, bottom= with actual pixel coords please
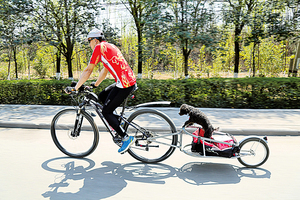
left=51, top=109, right=99, bottom=158
left=124, top=109, right=177, bottom=163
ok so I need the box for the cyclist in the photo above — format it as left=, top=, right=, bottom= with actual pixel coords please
left=65, top=28, right=136, bottom=154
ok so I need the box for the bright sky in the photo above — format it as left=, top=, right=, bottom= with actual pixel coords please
left=97, top=0, right=134, bottom=34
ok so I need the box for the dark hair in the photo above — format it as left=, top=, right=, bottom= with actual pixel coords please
left=95, top=32, right=105, bottom=42
left=95, top=37, right=104, bottom=42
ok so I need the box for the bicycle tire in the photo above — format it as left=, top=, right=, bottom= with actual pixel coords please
left=237, top=137, right=269, bottom=168
left=124, top=109, right=178, bottom=163
left=51, top=108, right=99, bottom=158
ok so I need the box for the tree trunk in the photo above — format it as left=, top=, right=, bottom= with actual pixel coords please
left=258, top=43, right=260, bottom=74
left=27, top=47, right=31, bottom=80
left=234, top=25, right=243, bottom=78
left=234, top=39, right=239, bottom=78
left=56, top=49, right=61, bottom=80
left=184, top=52, right=189, bottom=78
left=77, top=46, right=81, bottom=75
left=137, top=27, right=143, bottom=79
left=13, top=46, right=18, bottom=80
left=28, top=57, right=31, bottom=80
left=252, top=43, right=256, bottom=77
left=64, top=0, right=73, bottom=80
left=183, top=44, right=191, bottom=78
left=66, top=54, right=73, bottom=80
left=64, top=40, right=73, bottom=79
left=7, top=49, right=11, bottom=80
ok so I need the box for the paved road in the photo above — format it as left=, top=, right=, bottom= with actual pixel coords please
left=0, top=128, right=299, bottom=200
left=0, top=104, right=300, bottom=135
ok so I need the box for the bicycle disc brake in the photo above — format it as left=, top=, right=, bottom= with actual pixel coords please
left=68, top=130, right=79, bottom=140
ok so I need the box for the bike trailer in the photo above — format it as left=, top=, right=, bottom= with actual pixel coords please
left=191, top=128, right=239, bottom=158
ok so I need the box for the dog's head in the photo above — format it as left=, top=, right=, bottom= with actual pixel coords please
left=179, top=104, right=194, bottom=116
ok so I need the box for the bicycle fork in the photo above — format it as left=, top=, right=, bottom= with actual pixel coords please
left=71, top=110, right=84, bottom=137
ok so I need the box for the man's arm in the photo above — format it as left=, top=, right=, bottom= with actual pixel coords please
left=75, top=63, right=96, bottom=90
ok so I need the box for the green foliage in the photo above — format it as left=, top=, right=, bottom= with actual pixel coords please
left=33, top=58, right=47, bottom=78
left=0, top=67, right=6, bottom=79
left=144, top=0, right=217, bottom=77
left=1, top=78, right=299, bottom=109
left=120, top=31, right=138, bottom=74
left=1, top=0, right=300, bottom=80
left=101, top=19, right=120, bottom=47
left=27, top=0, right=100, bottom=79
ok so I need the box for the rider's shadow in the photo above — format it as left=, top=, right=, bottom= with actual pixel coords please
left=42, top=158, right=127, bottom=200
left=41, top=158, right=175, bottom=200
left=41, top=158, right=271, bottom=199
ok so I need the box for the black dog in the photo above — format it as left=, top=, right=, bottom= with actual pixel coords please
left=179, top=104, right=214, bottom=138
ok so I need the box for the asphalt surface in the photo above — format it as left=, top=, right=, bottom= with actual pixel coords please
left=0, top=128, right=300, bottom=200
left=1, top=104, right=300, bottom=199
left=0, top=104, right=299, bottom=136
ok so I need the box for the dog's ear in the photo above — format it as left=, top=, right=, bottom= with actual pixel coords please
left=185, top=104, right=193, bottom=115
left=179, top=104, right=188, bottom=115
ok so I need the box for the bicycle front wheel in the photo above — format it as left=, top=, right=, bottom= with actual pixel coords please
left=237, top=137, right=269, bottom=168
left=124, top=109, right=178, bottom=163
left=51, top=108, right=99, bottom=158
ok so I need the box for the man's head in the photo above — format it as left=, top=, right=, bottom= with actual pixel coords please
left=86, top=28, right=105, bottom=48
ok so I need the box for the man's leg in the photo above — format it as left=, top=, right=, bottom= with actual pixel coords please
left=98, top=83, right=116, bottom=104
left=101, top=85, right=136, bottom=153
left=102, top=85, right=134, bottom=137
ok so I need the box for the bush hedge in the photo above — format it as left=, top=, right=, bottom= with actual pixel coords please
left=0, top=77, right=299, bottom=109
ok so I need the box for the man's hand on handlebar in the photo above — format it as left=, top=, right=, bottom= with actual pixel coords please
left=65, top=86, right=76, bottom=94
left=65, top=81, right=97, bottom=94
left=90, top=82, right=98, bottom=89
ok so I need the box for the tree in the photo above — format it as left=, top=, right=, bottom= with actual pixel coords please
left=0, top=17, right=15, bottom=80
left=27, top=0, right=99, bottom=79
left=175, top=0, right=217, bottom=78
left=222, top=0, right=257, bottom=78
left=147, top=0, right=217, bottom=78
left=243, top=1, right=267, bottom=77
left=245, top=0, right=299, bottom=77
left=267, top=0, right=300, bottom=42
left=0, top=0, right=29, bottom=80
left=101, top=19, right=120, bottom=47
left=279, top=0, right=300, bottom=76
left=121, top=0, right=161, bottom=78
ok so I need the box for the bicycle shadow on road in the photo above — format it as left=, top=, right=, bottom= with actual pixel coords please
left=41, top=158, right=271, bottom=199
left=41, top=158, right=176, bottom=200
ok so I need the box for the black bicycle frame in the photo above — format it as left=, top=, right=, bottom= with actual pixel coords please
left=74, top=87, right=167, bottom=145
left=85, top=99, right=149, bottom=144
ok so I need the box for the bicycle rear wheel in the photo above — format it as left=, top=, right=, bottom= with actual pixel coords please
left=124, top=109, right=178, bottom=163
left=237, top=137, right=269, bottom=168
left=51, top=108, right=99, bottom=158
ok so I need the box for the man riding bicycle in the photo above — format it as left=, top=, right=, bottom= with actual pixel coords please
left=65, top=28, right=136, bottom=154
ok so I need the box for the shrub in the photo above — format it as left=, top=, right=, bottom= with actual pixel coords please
left=0, top=77, right=299, bottom=108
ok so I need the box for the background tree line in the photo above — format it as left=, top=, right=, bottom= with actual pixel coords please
left=1, top=0, right=300, bottom=81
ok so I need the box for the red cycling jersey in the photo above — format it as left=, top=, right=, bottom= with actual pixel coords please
left=89, top=41, right=136, bottom=88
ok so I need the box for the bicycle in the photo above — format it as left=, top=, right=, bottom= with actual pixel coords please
left=51, top=84, right=177, bottom=163
left=51, top=85, right=269, bottom=168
